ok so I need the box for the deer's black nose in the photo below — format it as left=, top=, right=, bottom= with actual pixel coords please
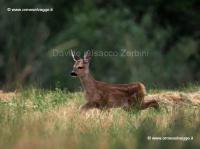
left=70, top=71, right=77, bottom=77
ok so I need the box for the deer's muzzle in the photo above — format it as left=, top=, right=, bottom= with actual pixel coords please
left=70, top=71, right=77, bottom=77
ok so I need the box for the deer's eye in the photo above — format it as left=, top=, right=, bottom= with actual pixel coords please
left=78, top=66, right=84, bottom=69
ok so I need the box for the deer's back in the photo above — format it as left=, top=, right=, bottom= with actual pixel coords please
left=95, top=81, right=146, bottom=97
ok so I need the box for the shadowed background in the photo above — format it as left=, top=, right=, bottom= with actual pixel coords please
left=0, top=0, right=199, bottom=91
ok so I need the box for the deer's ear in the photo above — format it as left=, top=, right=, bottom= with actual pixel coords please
left=71, top=50, right=80, bottom=61
left=84, top=50, right=92, bottom=63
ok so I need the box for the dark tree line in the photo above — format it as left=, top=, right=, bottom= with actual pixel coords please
left=0, top=0, right=199, bottom=90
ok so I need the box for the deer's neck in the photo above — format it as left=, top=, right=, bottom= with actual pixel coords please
left=79, top=73, right=96, bottom=92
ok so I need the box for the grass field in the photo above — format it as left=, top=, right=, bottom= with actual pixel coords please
left=0, top=86, right=200, bottom=149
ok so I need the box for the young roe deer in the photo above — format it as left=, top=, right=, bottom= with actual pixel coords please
left=70, top=50, right=159, bottom=111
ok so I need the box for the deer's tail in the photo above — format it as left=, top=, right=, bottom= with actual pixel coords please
left=135, top=83, right=146, bottom=104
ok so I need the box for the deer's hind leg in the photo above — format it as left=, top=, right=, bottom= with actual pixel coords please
left=131, top=92, right=159, bottom=110
left=122, top=98, right=135, bottom=111
left=140, top=100, right=159, bottom=110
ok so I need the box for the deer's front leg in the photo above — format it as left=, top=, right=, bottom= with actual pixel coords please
left=80, top=102, right=98, bottom=111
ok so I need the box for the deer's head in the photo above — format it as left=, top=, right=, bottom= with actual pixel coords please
left=70, top=50, right=92, bottom=77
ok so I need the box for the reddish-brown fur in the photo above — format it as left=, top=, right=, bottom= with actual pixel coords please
left=70, top=50, right=159, bottom=111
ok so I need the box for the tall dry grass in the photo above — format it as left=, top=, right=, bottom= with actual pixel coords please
left=0, top=87, right=200, bottom=149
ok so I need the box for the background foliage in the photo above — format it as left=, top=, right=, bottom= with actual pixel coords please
left=0, top=0, right=199, bottom=90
